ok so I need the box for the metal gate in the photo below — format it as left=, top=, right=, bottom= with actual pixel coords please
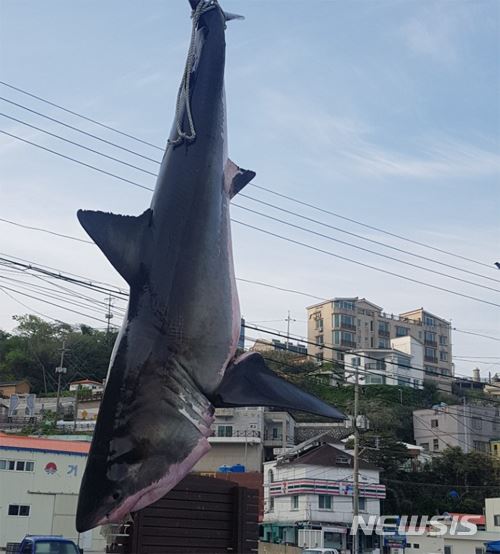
left=107, top=474, right=259, bottom=554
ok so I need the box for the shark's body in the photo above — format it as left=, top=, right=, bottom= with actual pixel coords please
left=76, top=0, right=344, bottom=533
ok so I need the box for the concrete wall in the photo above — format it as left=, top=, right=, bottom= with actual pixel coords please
left=258, top=542, right=301, bottom=554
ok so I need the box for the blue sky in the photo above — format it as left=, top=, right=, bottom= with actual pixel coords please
left=0, top=0, right=499, bottom=377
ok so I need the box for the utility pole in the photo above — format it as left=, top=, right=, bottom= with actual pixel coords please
left=55, top=340, right=69, bottom=416
left=285, top=311, right=296, bottom=350
left=105, top=295, right=114, bottom=338
left=462, top=397, right=469, bottom=453
left=353, top=363, right=360, bottom=554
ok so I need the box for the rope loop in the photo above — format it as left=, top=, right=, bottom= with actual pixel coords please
left=168, top=1, right=221, bottom=146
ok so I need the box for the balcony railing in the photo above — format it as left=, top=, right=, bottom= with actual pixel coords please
left=424, top=356, right=438, bottom=364
left=210, top=430, right=261, bottom=438
left=365, top=362, right=386, bottom=371
left=378, top=329, right=390, bottom=338
left=424, top=339, right=437, bottom=347
left=340, top=339, right=357, bottom=348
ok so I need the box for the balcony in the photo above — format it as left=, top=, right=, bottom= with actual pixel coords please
left=424, top=356, right=438, bottom=364
left=424, top=339, right=437, bottom=347
left=340, top=339, right=357, bottom=348
left=366, top=362, right=386, bottom=371
left=338, top=322, right=356, bottom=332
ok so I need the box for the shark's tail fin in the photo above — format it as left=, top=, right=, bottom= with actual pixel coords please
left=188, top=0, right=244, bottom=21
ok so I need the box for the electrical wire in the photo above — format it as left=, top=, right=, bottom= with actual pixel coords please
left=250, top=183, right=495, bottom=270
left=0, top=96, right=161, bottom=164
left=233, top=203, right=500, bottom=294
left=238, top=193, right=500, bottom=285
left=0, top=80, right=164, bottom=151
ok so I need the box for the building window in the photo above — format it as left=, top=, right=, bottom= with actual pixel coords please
left=315, top=318, right=323, bottom=331
left=413, top=545, right=420, bottom=549
left=420, top=443, right=429, bottom=451
left=440, top=351, right=448, bottom=362
left=439, top=335, right=447, bottom=346
left=366, top=374, right=386, bottom=385
left=424, top=331, right=436, bottom=344
left=334, top=300, right=355, bottom=311
left=352, top=357, right=361, bottom=367
left=268, top=469, right=274, bottom=483
left=378, top=322, right=389, bottom=334
left=268, top=497, right=274, bottom=512
left=424, top=316, right=436, bottom=327
left=291, top=495, right=299, bottom=510
left=433, top=439, right=439, bottom=451
left=397, top=355, right=410, bottom=369
left=316, top=352, right=323, bottom=362
left=217, top=425, right=233, bottom=437
left=8, top=504, right=30, bottom=516
left=0, top=459, right=34, bottom=472
left=475, top=548, right=485, bottom=554
left=472, top=418, right=482, bottom=430
left=378, top=339, right=389, bottom=349
left=444, top=546, right=452, bottom=554
left=334, top=314, right=356, bottom=329
left=431, top=419, right=439, bottom=428
left=316, top=335, right=324, bottom=346
left=494, top=515, right=500, bottom=526
left=395, top=326, right=409, bottom=337
left=359, top=497, right=366, bottom=511
left=318, top=495, right=332, bottom=509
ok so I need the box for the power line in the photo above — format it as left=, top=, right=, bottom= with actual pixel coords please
left=1, top=250, right=498, bottom=389
left=250, top=183, right=494, bottom=270
left=0, top=217, right=93, bottom=244
left=0, top=129, right=154, bottom=192
left=0, top=96, right=161, bottom=164
left=1, top=82, right=493, bottom=275
left=453, top=328, right=500, bottom=342
left=2, top=125, right=497, bottom=306
left=0, top=112, right=158, bottom=177
left=233, top=203, right=500, bottom=294
left=0, top=81, right=164, bottom=151
left=238, top=193, right=500, bottom=285
left=233, top=219, right=500, bottom=309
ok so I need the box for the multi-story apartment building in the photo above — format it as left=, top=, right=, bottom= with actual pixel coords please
left=262, top=442, right=385, bottom=552
left=345, top=336, right=424, bottom=389
left=307, top=297, right=453, bottom=387
left=413, top=403, right=500, bottom=454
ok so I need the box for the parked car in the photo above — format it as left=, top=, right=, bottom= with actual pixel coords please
left=302, top=549, right=340, bottom=554
left=17, top=536, right=82, bottom=554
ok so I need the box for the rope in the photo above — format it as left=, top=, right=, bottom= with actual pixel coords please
left=168, top=0, right=221, bottom=145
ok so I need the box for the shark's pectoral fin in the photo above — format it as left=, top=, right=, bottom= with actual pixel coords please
left=212, top=352, right=346, bottom=419
left=224, top=159, right=256, bottom=199
left=77, top=209, right=153, bottom=285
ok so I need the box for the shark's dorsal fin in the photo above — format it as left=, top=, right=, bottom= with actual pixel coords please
left=212, top=352, right=346, bottom=419
left=77, top=209, right=153, bottom=285
left=224, top=159, right=256, bottom=199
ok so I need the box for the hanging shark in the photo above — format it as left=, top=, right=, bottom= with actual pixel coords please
left=75, top=0, right=345, bottom=533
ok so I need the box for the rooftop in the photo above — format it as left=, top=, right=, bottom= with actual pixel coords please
left=69, top=379, right=103, bottom=386
left=278, top=443, right=379, bottom=471
left=0, top=433, right=90, bottom=455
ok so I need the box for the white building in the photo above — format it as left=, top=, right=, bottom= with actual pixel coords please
left=0, top=433, right=105, bottom=552
left=413, top=403, right=500, bottom=454
left=262, top=442, right=385, bottom=552
left=345, top=336, right=424, bottom=389
left=193, top=407, right=297, bottom=472
left=69, top=379, right=104, bottom=393
left=403, top=501, right=500, bottom=554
